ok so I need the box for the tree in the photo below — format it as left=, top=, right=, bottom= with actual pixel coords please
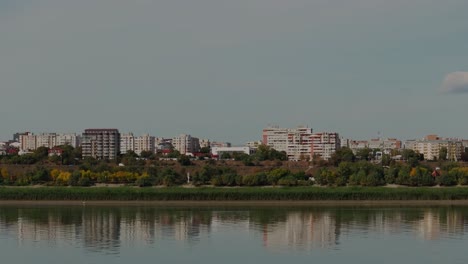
left=401, top=149, right=421, bottom=166
left=178, top=155, right=192, bottom=166
left=439, top=147, right=448, bottom=161
left=254, top=145, right=287, bottom=161
left=356, top=148, right=373, bottom=161
left=461, top=148, right=468, bottom=162
left=200, top=147, right=211, bottom=154
left=220, top=152, right=232, bottom=160
left=330, top=147, right=355, bottom=166
left=140, top=150, right=154, bottom=159
left=34, top=147, right=49, bottom=161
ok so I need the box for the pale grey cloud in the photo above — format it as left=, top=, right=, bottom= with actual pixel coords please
left=441, top=72, right=468, bottom=94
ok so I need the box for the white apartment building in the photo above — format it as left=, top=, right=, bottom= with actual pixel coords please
left=367, top=138, right=402, bottom=154
left=172, top=134, right=200, bottom=154
left=262, top=126, right=313, bottom=160
left=120, top=133, right=155, bottom=155
left=120, top=133, right=135, bottom=154
left=35, top=133, right=57, bottom=149
left=55, top=134, right=81, bottom=148
left=311, top=132, right=340, bottom=161
left=19, top=133, right=81, bottom=151
left=411, top=140, right=463, bottom=161
left=134, top=134, right=155, bottom=155
left=19, top=133, right=37, bottom=151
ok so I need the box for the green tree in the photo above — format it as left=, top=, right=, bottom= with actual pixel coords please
left=140, top=150, right=154, bottom=159
left=439, top=147, right=448, bottom=161
left=200, top=147, right=211, bottom=154
left=178, top=155, right=192, bottom=166
left=329, top=147, right=355, bottom=166
left=356, top=148, right=373, bottom=161
left=34, top=147, right=49, bottom=161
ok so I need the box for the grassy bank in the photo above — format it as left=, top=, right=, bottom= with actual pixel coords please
left=2, top=186, right=468, bottom=201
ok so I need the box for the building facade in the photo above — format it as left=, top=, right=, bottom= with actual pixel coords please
left=311, top=132, right=341, bottom=161
left=411, top=140, right=463, bottom=161
left=172, top=134, right=200, bottom=154
left=120, top=133, right=135, bottom=155
left=82, top=129, right=120, bottom=160
left=262, top=126, right=314, bottom=160
left=134, top=134, right=155, bottom=155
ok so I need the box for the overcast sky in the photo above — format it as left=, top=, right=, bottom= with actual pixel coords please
left=1, top=0, right=468, bottom=144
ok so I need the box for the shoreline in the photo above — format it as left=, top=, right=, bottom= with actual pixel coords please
left=2, top=200, right=468, bottom=206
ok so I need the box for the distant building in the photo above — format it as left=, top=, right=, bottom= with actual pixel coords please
left=18, top=132, right=80, bottom=151
left=211, top=147, right=254, bottom=158
left=199, top=139, right=211, bottom=149
left=55, top=133, right=81, bottom=148
left=120, top=133, right=135, bottom=154
left=262, top=126, right=313, bottom=161
left=134, top=134, right=155, bottom=155
left=311, top=132, right=341, bottom=161
left=367, top=138, right=402, bottom=154
left=411, top=140, right=463, bottom=161
left=81, top=129, right=120, bottom=160
left=245, top=140, right=262, bottom=149
left=156, top=138, right=173, bottom=151
left=172, top=134, right=200, bottom=155
left=13, top=132, right=30, bottom=142
left=19, top=132, right=37, bottom=151
left=210, top=141, right=231, bottom=148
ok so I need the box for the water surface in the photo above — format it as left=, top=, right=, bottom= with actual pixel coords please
left=0, top=205, right=467, bottom=264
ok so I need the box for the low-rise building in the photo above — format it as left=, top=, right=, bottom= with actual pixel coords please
left=211, top=147, right=254, bottom=158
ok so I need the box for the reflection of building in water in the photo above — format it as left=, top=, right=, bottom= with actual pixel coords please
left=17, top=213, right=78, bottom=246
left=82, top=210, right=121, bottom=251
left=120, top=218, right=154, bottom=245
left=3, top=207, right=468, bottom=252
left=262, top=212, right=336, bottom=250
left=416, top=211, right=440, bottom=240
left=445, top=209, right=464, bottom=235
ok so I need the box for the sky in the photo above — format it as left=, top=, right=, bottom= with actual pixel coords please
left=1, top=0, right=468, bottom=144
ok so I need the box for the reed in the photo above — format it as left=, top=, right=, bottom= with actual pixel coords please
left=1, top=186, right=468, bottom=201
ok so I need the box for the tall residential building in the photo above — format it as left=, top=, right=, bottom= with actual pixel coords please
left=35, top=133, right=57, bottom=149
left=19, top=132, right=37, bottom=151
left=134, top=134, right=155, bottom=155
left=311, top=132, right=341, bottom=161
left=172, top=134, right=200, bottom=154
left=82, top=129, right=120, bottom=160
left=120, top=133, right=155, bottom=155
left=55, top=133, right=81, bottom=148
left=262, top=126, right=313, bottom=160
left=120, top=133, right=135, bottom=154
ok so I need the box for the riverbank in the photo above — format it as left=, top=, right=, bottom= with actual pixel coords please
left=3, top=186, right=468, bottom=201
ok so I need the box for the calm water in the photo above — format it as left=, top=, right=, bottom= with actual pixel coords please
left=1, top=204, right=467, bottom=264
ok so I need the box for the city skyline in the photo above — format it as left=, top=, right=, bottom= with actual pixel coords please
left=1, top=0, right=468, bottom=144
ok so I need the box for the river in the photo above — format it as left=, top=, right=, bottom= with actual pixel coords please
left=0, top=204, right=467, bottom=263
